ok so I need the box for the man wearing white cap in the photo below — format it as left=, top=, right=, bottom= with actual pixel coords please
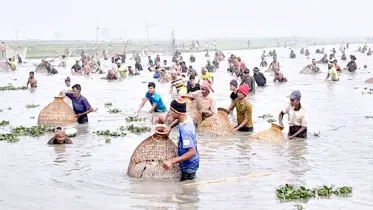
left=278, top=90, right=308, bottom=139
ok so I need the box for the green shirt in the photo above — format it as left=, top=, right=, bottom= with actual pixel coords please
left=231, top=99, right=253, bottom=127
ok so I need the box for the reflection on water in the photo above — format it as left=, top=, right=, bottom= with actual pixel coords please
left=1, top=44, right=373, bottom=209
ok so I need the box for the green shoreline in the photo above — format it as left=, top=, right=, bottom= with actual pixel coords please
left=3, top=37, right=365, bottom=59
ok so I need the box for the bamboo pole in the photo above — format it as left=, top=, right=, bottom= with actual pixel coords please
left=184, top=171, right=282, bottom=186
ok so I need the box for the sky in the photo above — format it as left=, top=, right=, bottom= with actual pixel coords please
left=0, top=0, right=371, bottom=41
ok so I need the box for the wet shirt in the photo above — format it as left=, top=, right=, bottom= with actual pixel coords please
left=253, top=72, right=266, bottom=86
left=347, top=61, right=357, bottom=71
left=65, top=93, right=91, bottom=124
left=282, top=104, right=308, bottom=127
left=187, top=83, right=200, bottom=93
left=231, top=99, right=253, bottom=127
left=328, top=67, right=339, bottom=81
left=178, top=118, right=199, bottom=173
left=71, top=64, right=82, bottom=72
left=206, top=64, right=214, bottom=72
left=200, top=72, right=212, bottom=81
left=145, top=92, right=167, bottom=112
left=230, top=91, right=238, bottom=101
left=171, top=76, right=184, bottom=93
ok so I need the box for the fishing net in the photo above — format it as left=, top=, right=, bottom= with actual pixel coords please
left=250, top=123, right=285, bottom=144
left=6, top=47, right=28, bottom=60
left=127, top=124, right=180, bottom=179
left=38, top=96, right=77, bottom=127
left=365, top=78, right=373, bottom=83
left=197, top=108, right=234, bottom=136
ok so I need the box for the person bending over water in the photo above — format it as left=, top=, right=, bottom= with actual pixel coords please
left=289, top=50, right=296, bottom=59
left=260, top=57, right=268, bottom=67
left=26, top=71, right=37, bottom=88
left=325, top=60, right=339, bottom=81
left=240, top=68, right=255, bottom=93
left=346, top=55, right=357, bottom=72
left=138, top=82, right=167, bottom=113
left=187, top=81, right=216, bottom=120
left=253, top=67, right=266, bottom=86
left=279, top=90, right=308, bottom=139
left=229, top=84, right=253, bottom=132
left=307, top=59, right=320, bottom=72
left=163, top=98, right=199, bottom=181
left=274, top=71, right=287, bottom=82
left=269, top=56, right=280, bottom=72
left=61, top=84, right=93, bottom=124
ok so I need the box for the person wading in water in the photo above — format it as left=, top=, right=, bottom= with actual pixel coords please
left=163, top=98, right=199, bottom=181
left=26, top=71, right=37, bottom=88
left=61, top=84, right=93, bottom=124
left=278, top=90, right=308, bottom=139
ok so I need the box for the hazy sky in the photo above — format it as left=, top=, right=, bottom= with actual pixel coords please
left=1, top=0, right=371, bottom=40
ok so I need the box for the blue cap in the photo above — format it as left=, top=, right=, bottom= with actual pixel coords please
left=290, top=90, right=301, bottom=100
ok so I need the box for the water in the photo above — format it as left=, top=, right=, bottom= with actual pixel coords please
left=1, top=44, right=373, bottom=210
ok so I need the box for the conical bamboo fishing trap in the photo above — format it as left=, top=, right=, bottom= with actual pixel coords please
left=127, top=124, right=180, bottom=179
left=250, top=123, right=285, bottom=144
left=38, top=96, right=77, bottom=127
left=198, top=108, right=234, bottom=136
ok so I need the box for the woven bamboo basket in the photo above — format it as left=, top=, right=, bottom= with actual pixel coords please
left=127, top=124, right=180, bottom=179
left=38, top=96, right=77, bottom=127
left=197, top=108, right=234, bottom=136
left=250, top=123, right=285, bottom=144
left=365, top=78, right=373, bottom=83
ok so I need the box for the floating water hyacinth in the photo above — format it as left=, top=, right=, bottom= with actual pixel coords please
left=0, top=85, right=27, bottom=91
left=93, top=130, right=127, bottom=137
left=125, top=115, right=146, bottom=122
left=108, top=109, right=121, bottom=113
left=120, top=125, right=151, bottom=133
left=104, top=102, right=113, bottom=107
left=0, top=120, right=10, bottom=126
left=25, top=104, right=40, bottom=109
left=0, top=125, right=54, bottom=142
left=276, top=184, right=352, bottom=200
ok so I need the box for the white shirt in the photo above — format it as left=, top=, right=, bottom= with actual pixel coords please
left=282, top=104, right=308, bottom=127
left=111, top=63, right=118, bottom=71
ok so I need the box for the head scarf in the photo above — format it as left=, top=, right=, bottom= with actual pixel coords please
left=201, top=80, right=214, bottom=93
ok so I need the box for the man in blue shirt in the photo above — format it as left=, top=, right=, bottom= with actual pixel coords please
left=138, top=82, right=167, bottom=113
left=63, top=84, right=93, bottom=124
left=163, top=98, right=199, bottom=181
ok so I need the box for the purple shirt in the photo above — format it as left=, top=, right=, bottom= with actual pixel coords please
left=66, top=93, right=91, bottom=124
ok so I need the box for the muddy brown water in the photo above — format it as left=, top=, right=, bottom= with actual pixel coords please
left=1, top=44, right=373, bottom=210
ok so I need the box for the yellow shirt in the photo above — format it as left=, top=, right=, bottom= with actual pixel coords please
left=328, top=67, right=339, bottom=81
left=200, top=73, right=212, bottom=81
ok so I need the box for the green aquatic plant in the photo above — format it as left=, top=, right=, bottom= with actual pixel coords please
left=105, top=138, right=111, bottom=143
left=104, top=102, right=113, bottom=107
left=121, top=125, right=151, bottom=133
left=0, top=85, right=27, bottom=91
left=7, top=107, right=12, bottom=110
left=93, top=130, right=127, bottom=137
left=0, top=109, right=3, bottom=112
left=258, top=114, right=274, bottom=119
left=108, top=109, right=121, bottom=113
left=30, top=116, right=35, bottom=119
left=0, top=133, right=19, bottom=142
left=0, top=120, right=10, bottom=126
left=276, top=184, right=352, bottom=200
left=267, top=119, right=277, bottom=123
left=125, top=115, right=146, bottom=122
left=25, top=104, right=40, bottom=109
left=0, top=125, right=53, bottom=142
